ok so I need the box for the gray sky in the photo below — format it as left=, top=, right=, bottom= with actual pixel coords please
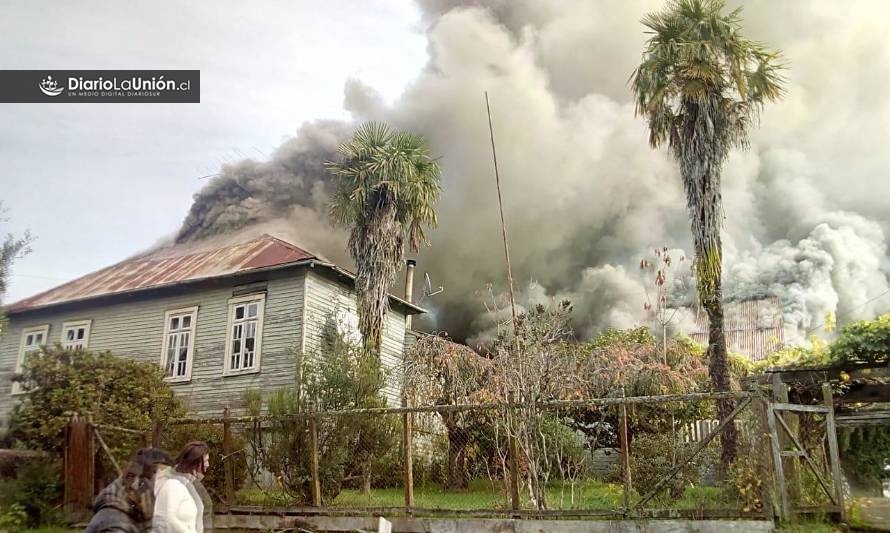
left=0, top=0, right=426, bottom=303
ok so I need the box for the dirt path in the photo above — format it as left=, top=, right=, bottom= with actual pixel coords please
left=856, top=497, right=890, bottom=531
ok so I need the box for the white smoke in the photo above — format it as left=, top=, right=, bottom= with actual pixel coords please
left=176, top=0, right=890, bottom=342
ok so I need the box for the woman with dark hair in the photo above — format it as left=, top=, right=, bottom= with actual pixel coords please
left=152, top=442, right=209, bottom=533
left=85, top=448, right=174, bottom=533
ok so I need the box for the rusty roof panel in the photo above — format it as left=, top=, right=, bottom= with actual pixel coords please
left=7, top=234, right=316, bottom=313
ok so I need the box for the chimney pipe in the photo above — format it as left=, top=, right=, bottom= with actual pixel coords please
left=405, top=259, right=416, bottom=330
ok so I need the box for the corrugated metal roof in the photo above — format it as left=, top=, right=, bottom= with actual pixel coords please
left=689, top=297, right=785, bottom=361
left=6, top=234, right=316, bottom=313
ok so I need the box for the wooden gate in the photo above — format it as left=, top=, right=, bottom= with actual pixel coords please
left=767, top=383, right=845, bottom=521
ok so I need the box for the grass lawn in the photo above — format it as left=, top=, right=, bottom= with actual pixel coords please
left=238, top=479, right=737, bottom=512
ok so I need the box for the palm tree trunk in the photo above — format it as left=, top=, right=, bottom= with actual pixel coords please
left=703, top=294, right=738, bottom=467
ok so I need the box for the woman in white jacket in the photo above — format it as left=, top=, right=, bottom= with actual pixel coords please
left=152, top=442, right=210, bottom=533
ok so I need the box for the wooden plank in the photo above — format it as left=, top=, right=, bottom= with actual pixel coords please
left=309, top=409, right=321, bottom=507
left=619, top=400, right=632, bottom=511
left=771, top=403, right=829, bottom=414
left=767, top=405, right=790, bottom=521
left=402, top=412, right=414, bottom=511
left=771, top=374, right=797, bottom=509
left=823, top=383, right=846, bottom=522
left=753, top=397, right=778, bottom=520
left=780, top=451, right=806, bottom=458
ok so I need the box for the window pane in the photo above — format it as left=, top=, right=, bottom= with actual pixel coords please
left=67, top=329, right=75, bottom=341
left=35, top=333, right=43, bottom=344
left=77, top=328, right=85, bottom=340
left=171, top=317, right=180, bottom=330
left=26, top=334, right=33, bottom=346
left=245, top=337, right=254, bottom=352
left=233, top=324, right=242, bottom=340
left=247, top=303, right=258, bottom=318
left=246, top=321, right=256, bottom=339
left=232, top=339, right=241, bottom=355
left=182, top=315, right=191, bottom=329
left=235, top=305, right=244, bottom=320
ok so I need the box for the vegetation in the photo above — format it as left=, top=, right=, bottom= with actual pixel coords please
left=161, top=423, right=249, bottom=503
left=631, top=0, right=786, bottom=464
left=9, top=345, right=182, bottom=458
left=327, top=122, right=441, bottom=354
left=0, top=459, right=63, bottom=529
left=243, top=326, right=395, bottom=504
left=831, top=312, right=890, bottom=365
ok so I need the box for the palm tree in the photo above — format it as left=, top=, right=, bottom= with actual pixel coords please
left=631, top=0, right=784, bottom=463
left=328, top=122, right=442, bottom=355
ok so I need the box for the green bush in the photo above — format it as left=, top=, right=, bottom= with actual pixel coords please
left=243, top=327, right=396, bottom=504
left=0, top=503, right=27, bottom=532
left=0, top=459, right=63, bottom=528
left=831, top=312, right=890, bottom=364
left=629, top=432, right=713, bottom=499
left=161, top=423, right=249, bottom=503
left=9, top=345, right=183, bottom=456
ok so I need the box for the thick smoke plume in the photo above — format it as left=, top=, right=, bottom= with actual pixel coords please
left=176, top=0, right=890, bottom=343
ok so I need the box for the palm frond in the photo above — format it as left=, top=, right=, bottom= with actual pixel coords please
left=327, top=122, right=441, bottom=354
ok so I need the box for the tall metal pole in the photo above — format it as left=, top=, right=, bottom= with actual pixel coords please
left=485, top=91, right=519, bottom=336
left=486, top=91, right=522, bottom=513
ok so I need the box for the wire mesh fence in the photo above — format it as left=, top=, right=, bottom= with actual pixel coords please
left=131, top=390, right=782, bottom=519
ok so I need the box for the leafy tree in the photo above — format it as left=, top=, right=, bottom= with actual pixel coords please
left=244, top=327, right=396, bottom=503
left=0, top=202, right=32, bottom=326
left=9, top=345, right=183, bottom=459
left=831, top=312, right=890, bottom=365
left=328, top=122, right=441, bottom=354
left=631, top=0, right=785, bottom=463
left=405, top=333, right=494, bottom=489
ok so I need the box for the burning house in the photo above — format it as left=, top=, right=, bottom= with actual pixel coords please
left=0, top=234, right=423, bottom=424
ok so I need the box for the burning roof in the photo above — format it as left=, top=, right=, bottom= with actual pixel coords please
left=7, top=234, right=424, bottom=315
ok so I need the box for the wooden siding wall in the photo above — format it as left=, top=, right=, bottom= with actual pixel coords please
left=302, top=270, right=407, bottom=406
left=0, top=269, right=307, bottom=425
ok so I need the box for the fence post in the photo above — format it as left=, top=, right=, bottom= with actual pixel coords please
left=754, top=392, right=779, bottom=520
left=63, top=413, right=94, bottom=521
left=507, top=397, right=521, bottom=514
left=308, top=403, right=322, bottom=507
left=822, top=383, right=846, bottom=521
left=402, top=410, right=414, bottom=512
left=619, top=390, right=632, bottom=512
left=151, top=418, right=162, bottom=448
left=771, top=373, right=799, bottom=502
left=223, top=407, right=235, bottom=507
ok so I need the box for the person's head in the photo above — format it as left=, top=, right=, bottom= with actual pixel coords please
left=175, top=441, right=210, bottom=476
left=124, top=448, right=174, bottom=493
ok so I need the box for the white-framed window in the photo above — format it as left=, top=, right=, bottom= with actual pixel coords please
left=335, top=295, right=362, bottom=346
left=223, top=294, right=265, bottom=375
left=61, top=320, right=91, bottom=350
left=160, top=306, right=198, bottom=382
left=13, top=325, right=49, bottom=395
